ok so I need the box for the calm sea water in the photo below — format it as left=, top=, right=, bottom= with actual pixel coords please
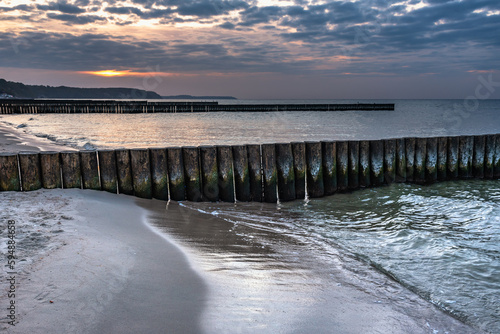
left=1, top=99, right=499, bottom=332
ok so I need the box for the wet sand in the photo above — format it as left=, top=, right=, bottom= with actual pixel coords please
left=0, top=123, right=483, bottom=333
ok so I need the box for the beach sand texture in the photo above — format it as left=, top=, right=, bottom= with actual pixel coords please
left=0, top=123, right=481, bottom=333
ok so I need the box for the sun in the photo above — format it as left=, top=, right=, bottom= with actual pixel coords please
left=80, top=70, right=131, bottom=77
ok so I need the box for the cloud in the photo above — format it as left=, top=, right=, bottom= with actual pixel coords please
left=37, top=1, right=87, bottom=14
left=0, top=0, right=498, bottom=87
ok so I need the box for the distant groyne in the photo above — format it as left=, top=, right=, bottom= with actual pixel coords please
left=1, top=134, right=499, bottom=202
left=0, top=99, right=395, bottom=114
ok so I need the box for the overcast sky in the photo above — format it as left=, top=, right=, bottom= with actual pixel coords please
left=0, top=0, right=499, bottom=99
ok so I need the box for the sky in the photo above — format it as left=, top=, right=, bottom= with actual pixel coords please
left=0, top=0, right=499, bottom=99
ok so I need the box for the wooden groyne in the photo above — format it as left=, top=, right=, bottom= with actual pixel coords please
left=1, top=134, right=499, bottom=202
left=0, top=99, right=394, bottom=114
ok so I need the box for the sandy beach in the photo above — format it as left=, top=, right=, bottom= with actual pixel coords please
left=0, top=122, right=483, bottom=333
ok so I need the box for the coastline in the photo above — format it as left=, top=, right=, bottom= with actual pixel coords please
left=0, top=122, right=76, bottom=152
left=0, top=124, right=483, bottom=333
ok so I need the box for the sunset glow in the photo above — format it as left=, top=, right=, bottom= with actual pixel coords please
left=82, top=70, right=131, bottom=77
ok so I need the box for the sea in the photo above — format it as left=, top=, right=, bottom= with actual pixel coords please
left=1, top=99, right=499, bottom=332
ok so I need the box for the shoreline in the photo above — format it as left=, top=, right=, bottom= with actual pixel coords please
left=0, top=123, right=483, bottom=333
left=0, top=121, right=77, bottom=152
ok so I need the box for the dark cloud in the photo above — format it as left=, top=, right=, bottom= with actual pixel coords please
left=37, top=1, right=86, bottom=14
left=177, top=0, right=250, bottom=18
left=46, top=13, right=107, bottom=24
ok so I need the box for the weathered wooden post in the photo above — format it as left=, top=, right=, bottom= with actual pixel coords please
left=19, top=152, right=42, bottom=191
left=291, top=142, right=306, bottom=199
left=115, top=149, right=134, bottom=195
left=459, top=136, right=473, bottom=179
left=415, top=138, right=427, bottom=184
left=276, top=143, right=295, bottom=202
left=384, top=139, right=396, bottom=184
left=494, top=134, right=500, bottom=179
left=405, top=137, right=416, bottom=182
left=98, top=150, right=118, bottom=194
left=484, top=134, right=496, bottom=179
left=336, top=141, right=348, bottom=191
left=472, top=135, right=485, bottom=179
left=40, top=151, right=62, bottom=189
left=182, top=146, right=202, bottom=202
left=370, top=140, right=384, bottom=186
left=437, top=137, right=448, bottom=181
left=359, top=140, right=370, bottom=187
left=306, top=141, right=324, bottom=198
left=200, top=146, right=219, bottom=202
left=395, top=138, right=406, bottom=183
left=80, top=150, right=100, bottom=190
left=232, top=145, right=251, bottom=202
left=447, top=136, right=459, bottom=180
left=150, top=148, right=168, bottom=200
left=167, top=147, right=186, bottom=201
left=348, top=141, right=359, bottom=190
left=319, top=141, right=335, bottom=196
left=425, top=137, right=438, bottom=183
left=0, top=153, right=21, bottom=191
left=262, top=144, right=277, bottom=203
left=130, top=149, right=152, bottom=199
left=60, top=151, right=81, bottom=189
left=247, top=144, right=263, bottom=202
left=218, top=145, right=235, bottom=203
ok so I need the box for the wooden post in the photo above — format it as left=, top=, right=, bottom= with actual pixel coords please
left=472, top=135, right=485, bottom=179
left=447, top=136, right=459, bottom=180
left=40, top=151, right=62, bottom=189
left=291, top=142, right=306, bottom=199
left=494, top=134, right=500, bottom=179
left=459, top=136, right=473, bottom=179
left=395, top=138, right=406, bottom=183
left=370, top=140, right=384, bottom=186
left=437, top=137, right=448, bottom=181
left=19, top=152, right=42, bottom=191
left=425, top=137, right=438, bottom=183
left=359, top=140, right=370, bottom=187
left=231, top=145, right=250, bottom=202
left=0, top=153, right=20, bottom=191
left=306, top=141, right=324, bottom=198
left=130, top=149, right=152, bottom=199
left=167, top=147, right=186, bottom=201
left=337, top=141, right=348, bottom=191
left=484, top=134, right=496, bottom=179
left=232, top=145, right=251, bottom=202
left=414, top=138, right=426, bottom=184
left=348, top=141, right=359, bottom=190
left=115, top=149, right=134, bottom=195
left=262, top=144, right=277, bottom=203
left=200, top=146, right=219, bottom=202
left=150, top=148, right=169, bottom=200
left=384, top=139, right=396, bottom=184
left=182, top=146, right=202, bottom=202
left=247, top=144, right=263, bottom=202
left=405, top=137, right=416, bottom=182
left=60, top=151, right=81, bottom=189
left=218, top=145, right=235, bottom=203
left=276, top=143, right=295, bottom=202
left=80, top=150, right=100, bottom=190
left=321, top=141, right=336, bottom=195
left=98, top=150, right=118, bottom=194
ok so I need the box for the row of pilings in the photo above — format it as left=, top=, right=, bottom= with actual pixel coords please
left=1, top=134, right=499, bottom=202
left=0, top=100, right=395, bottom=114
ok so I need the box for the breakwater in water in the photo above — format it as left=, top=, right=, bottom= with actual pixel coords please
left=0, top=99, right=394, bottom=113
left=1, top=134, right=499, bottom=201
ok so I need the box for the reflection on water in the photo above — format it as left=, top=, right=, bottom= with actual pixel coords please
left=183, top=180, right=500, bottom=333
left=1, top=99, right=499, bottom=149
